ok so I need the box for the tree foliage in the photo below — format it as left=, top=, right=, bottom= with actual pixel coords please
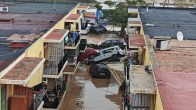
left=95, top=3, right=102, bottom=10
left=102, top=3, right=128, bottom=37
left=102, top=1, right=146, bottom=37
left=104, top=1, right=114, bottom=7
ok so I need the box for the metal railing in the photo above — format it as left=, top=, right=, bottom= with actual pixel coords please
left=44, top=46, right=67, bottom=75
left=44, top=55, right=67, bottom=75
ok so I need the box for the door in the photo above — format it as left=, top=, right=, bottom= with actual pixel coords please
left=1, top=85, right=6, bottom=110
left=94, top=51, right=106, bottom=62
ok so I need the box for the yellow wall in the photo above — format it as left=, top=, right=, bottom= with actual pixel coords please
left=71, top=5, right=78, bottom=14
left=26, top=65, right=44, bottom=88
left=155, top=88, right=164, bottom=110
left=25, top=37, right=44, bottom=58
left=129, top=8, right=163, bottom=109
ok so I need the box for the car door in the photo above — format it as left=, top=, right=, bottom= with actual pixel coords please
left=101, top=50, right=110, bottom=59
left=117, top=46, right=125, bottom=55
left=93, top=51, right=105, bottom=62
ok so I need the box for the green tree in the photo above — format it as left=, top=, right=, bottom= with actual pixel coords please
left=95, top=3, right=103, bottom=10
left=102, top=1, right=146, bottom=37
left=104, top=1, right=114, bottom=7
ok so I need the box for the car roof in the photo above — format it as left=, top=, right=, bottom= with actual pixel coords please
left=100, top=45, right=119, bottom=51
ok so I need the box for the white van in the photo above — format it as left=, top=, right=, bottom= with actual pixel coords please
left=88, top=46, right=125, bottom=64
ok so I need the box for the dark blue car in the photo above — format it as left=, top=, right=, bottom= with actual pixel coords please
left=90, top=25, right=107, bottom=34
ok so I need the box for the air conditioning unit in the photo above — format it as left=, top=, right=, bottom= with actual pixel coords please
left=153, top=36, right=171, bottom=50
left=0, top=6, right=8, bottom=12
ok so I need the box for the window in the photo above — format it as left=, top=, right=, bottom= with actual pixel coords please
left=102, top=50, right=108, bottom=54
left=65, top=22, right=71, bottom=29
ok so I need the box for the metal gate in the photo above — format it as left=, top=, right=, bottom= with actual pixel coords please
left=130, top=93, right=155, bottom=110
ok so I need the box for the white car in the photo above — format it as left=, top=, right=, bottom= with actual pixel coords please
left=88, top=46, right=125, bottom=64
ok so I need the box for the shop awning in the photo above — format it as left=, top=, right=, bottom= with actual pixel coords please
left=107, top=64, right=125, bottom=86
left=0, top=57, right=45, bottom=88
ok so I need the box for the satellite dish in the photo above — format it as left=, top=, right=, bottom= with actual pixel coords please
left=177, top=31, right=184, bottom=41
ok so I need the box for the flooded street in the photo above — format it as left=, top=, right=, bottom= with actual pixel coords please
left=59, top=64, right=123, bottom=110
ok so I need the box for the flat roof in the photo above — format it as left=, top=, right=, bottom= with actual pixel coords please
left=0, top=2, right=75, bottom=73
left=128, top=18, right=141, bottom=25
left=140, top=7, right=196, bottom=40
left=129, top=35, right=145, bottom=48
left=1, top=57, right=44, bottom=80
left=45, top=29, right=69, bottom=42
left=0, top=13, right=63, bottom=33
left=0, top=44, right=24, bottom=61
left=0, top=59, right=15, bottom=72
left=154, top=67, right=196, bottom=110
left=155, top=39, right=196, bottom=73
left=7, top=34, right=39, bottom=41
left=128, top=8, right=138, bottom=13
left=4, top=2, right=76, bottom=14
left=130, top=65, right=155, bottom=94
left=65, top=14, right=81, bottom=21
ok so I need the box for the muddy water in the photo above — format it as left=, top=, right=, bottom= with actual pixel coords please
left=59, top=64, right=123, bottom=110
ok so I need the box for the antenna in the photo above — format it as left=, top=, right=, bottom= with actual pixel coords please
left=177, top=31, right=184, bottom=41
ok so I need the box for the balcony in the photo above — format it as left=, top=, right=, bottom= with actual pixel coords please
left=44, top=54, right=67, bottom=78
left=64, top=32, right=80, bottom=49
left=67, top=55, right=77, bottom=65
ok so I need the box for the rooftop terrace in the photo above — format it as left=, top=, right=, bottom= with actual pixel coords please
left=0, top=13, right=63, bottom=34
left=0, top=2, right=76, bottom=73
left=140, top=7, right=196, bottom=40
left=155, top=40, right=196, bottom=73
left=154, top=68, right=196, bottom=110
left=4, top=2, right=76, bottom=14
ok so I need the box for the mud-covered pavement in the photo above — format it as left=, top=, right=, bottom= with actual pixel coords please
left=59, top=64, right=123, bottom=110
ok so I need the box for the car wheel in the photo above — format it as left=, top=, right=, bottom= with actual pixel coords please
left=89, top=55, right=95, bottom=59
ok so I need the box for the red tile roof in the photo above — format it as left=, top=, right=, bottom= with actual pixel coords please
left=66, top=14, right=81, bottom=21
left=154, top=67, right=196, bottom=110
left=155, top=40, right=196, bottom=73
left=129, top=35, right=145, bottom=47
left=45, top=29, right=68, bottom=40
left=2, top=57, right=44, bottom=80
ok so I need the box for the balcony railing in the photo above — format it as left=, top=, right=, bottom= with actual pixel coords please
left=64, top=32, right=80, bottom=47
left=67, top=55, right=77, bottom=65
left=44, top=54, right=67, bottom=75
